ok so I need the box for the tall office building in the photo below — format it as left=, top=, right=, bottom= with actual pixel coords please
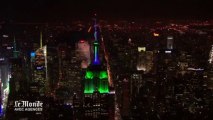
left=6, top=40, right=23, bottom=119
left=207, top=45, right=213, bottom=89
left=33, top=46, right=48, bottom=96
left=137, top=50, right=154, bottom=73
left=56, top=43, right=81, bottom=101
left=120, top=77, right=130, bottom=119
left=1, top=35, right=22, bottom=117
left=46, top=47, right=59, bottom=95
left=82, top=16, right=111, bottom=119
left=13, top=37, right=19, bottom=59
left=31, top=33, right=49, bottom=96
left=0, top=58, right=10, bottom=117
left=167, top=36, right=174, bottom=50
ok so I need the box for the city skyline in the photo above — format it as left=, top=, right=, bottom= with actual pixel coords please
left=0, top=1, right=213, bottom=119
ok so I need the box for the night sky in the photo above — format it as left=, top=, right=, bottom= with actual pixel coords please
left=0, top=0, right=212, bottom=21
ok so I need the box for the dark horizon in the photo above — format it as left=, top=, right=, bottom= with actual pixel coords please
left=0, top=0, right=212, bottom=22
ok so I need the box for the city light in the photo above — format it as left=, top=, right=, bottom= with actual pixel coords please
left=187, top=68, right=204, bottom=71
left=85, top=71, right=94, bottom=79
left=84, top=88, right=95, bottom=93
left=77, top=40, right=91, bottom=68
left=84, top=78, right=94, bottom=93
left=94, top=31, right=98, bottom=41
left=2, top=35, right=9, bottom=38
left=99, top=71, right=108, bottom=79
left=30, top=52, right=36, bottom=57
left=93, top=41, right=100, bottom=65
left=0, top=105, right=3, bottom=116
left=165, top=50, right=172, bottom=54
left=138, top=47, right=146, bottom=52
left=88, top=26, right=92, bottom=33
left=167, top=36, right=173, bottom=40
left=209, top=45, right=213, bottom=64
left=84, top=70, right=109, bottom=94
left=95, top=45, right=98, bottom=61
left=98, top=87, right=109, bottom=93
left=153, top=32, right=160, bottom=37
left=80, top=40, right=85, bottom=43
left=1, top=7, right=211, bottom=119
left=0, top=58, right=5, bottom=61
left=36, top=66, right=44, bottom=70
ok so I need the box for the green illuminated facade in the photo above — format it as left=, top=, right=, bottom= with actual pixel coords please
left=83, top=17, right=109, bottom=94
left=84, top=70, right=109, bottom=94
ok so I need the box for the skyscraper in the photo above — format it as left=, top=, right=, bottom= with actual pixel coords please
left=82, top=16, right=110, bottom=119
left=31, top=33, right=49, bottom=96
left=167, top=36, right=174, bottom=50
left=208, top=45, right=213, bottom=89
left=33, top=46, right=48, bottom=96
left=84, top=17, right=109, bottom=94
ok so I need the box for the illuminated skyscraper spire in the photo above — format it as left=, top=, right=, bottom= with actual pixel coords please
left=94, top=17, right=98, bottom=41
left=93, top=15, right=100, bottom=65
left=84, top=14, right=109, bottom=94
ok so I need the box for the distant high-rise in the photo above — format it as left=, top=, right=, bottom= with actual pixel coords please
left=56, top=43, right=81, bottom=100
left=0, top=58, right=10, bottom=116
left=33, top=46, right=48, bottom=96
left=32, top=33, right=49, bottom=96
left=208, top=45, right=213, bottom=89
left=167, top=36, right=174, bottom=50
left=137, top=50, right=154, bottom=73
left=13, top=36, right=19, bottom=58
left=1, top=35, right=21, bottom=117
left=209, top=45, right=213, bottom=64
left=5, top=58, right=23, bottom=119
left=121, top=77, right=130, bottom=118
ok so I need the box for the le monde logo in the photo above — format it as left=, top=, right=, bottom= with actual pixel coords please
left=14, top=101, right=43, bottom=111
